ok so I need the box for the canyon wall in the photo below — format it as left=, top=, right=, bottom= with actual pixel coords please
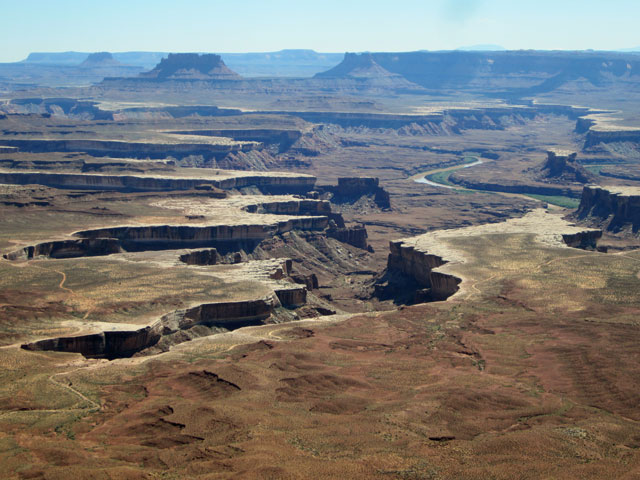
left=383, top=240, right=462, bottom=302
left=575, top=185, right=640, bottom=232
left=4, top=238, right=121, bottom=260
left=22, top=295, right=286, bottom=359
left=0, top=171, right=316, bottom=194
left=0, top=139, right=255, bottom=161
left=584, top=129, right=640, bottom=149
left=388, top=242, right=448, bottom=288
left=73, top=217, right=329, bottom=253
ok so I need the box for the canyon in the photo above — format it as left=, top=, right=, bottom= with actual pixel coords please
left=1, top=48, right=640, bottom=480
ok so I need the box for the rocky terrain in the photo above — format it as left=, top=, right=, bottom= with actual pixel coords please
left=1, top=49, right=640, bottom=479
left=575, top=185, right=640, bottom=234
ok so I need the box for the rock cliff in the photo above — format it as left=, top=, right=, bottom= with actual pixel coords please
left=561, top=230, right=603, bottom=250
left=80, top=52, right=123, bottom=67
left=575, top=185, right=640, bottom=233
left=584, top=128, right=640, bottom=149
left=3, top=238, right=121, bottom=260
left=22, top=295, right=279, bottom=359
left=0, top=170, right=316, bottom=194
left=73, top=217, right=330, bottom=253
left=537, top=150, right=595, bottom=184
left=0, top=138, right=256, bottom=161
left=318, top=177, right=391, bottom=209
left=377, top=241, right=461, bottom=303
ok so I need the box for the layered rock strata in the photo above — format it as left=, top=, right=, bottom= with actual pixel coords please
left=0, top=170, right=316, bottom=194
left=575, top=185, right=640, bottom=233
left=318, top=177, right=391, bottom=209
left=538, top=150, right=595, bottom=184
left=584, top=128, right=640, bottom=149
left=382, top=209, right=603, bottom=304
left=22, top=296, right=278, bottom=359
left=326, top=225, right=369, bottom=250
left=0, top=139, right=255, bottom=161
left=73, top=218, right=329, bottom=253
left=3, top=238, right=121, bottom=261
left=387, top=242, right=460, bottom=301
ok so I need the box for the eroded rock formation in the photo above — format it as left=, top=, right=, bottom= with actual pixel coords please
left=376, top=241, right=461, bottom=303
left=537, top=150, right=595, bottom=184
left=561, top=230, right=603, bottom=250
left=22, top=295, right=280, bottom=359
left=0, top=170, right=316, bottom=194
left=575, top=185, right=640, bottom=233
left=4, top=238, right=121, bottom=260
left=318, top=177, right=391, bottom=209
left=0, top=138, right=257, bottom=162
left=73, top=218, right=330, bottom=253
left=140, top=53, right=242, bottom=80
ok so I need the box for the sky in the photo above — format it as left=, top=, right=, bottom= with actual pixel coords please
left=1, top=0, right=639, bottom=62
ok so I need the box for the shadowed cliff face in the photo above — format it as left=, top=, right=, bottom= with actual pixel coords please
left=537, top=151, right=595, bottom=184
left=374, top=241, right=461, bottom=304
left=21, top=297, right=281, bottom=359
left=584, top=128, right=640, bottom=149
left=0, top=171, right=316, bottom=194
left=576, top=185, right=640, bottom=234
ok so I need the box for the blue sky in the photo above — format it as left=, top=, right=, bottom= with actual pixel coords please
left=1, top=0, right=638, bottom=61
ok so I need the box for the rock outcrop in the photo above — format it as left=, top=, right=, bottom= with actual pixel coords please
left=0, top=170, right=316, bottom=194
left=537, top=150, right=595, bottom=184
left=0, top=138, right=256, bottom=162
left=326, top=225, right=369, bottom=250
left=377, top=241, right=461, bottom=303
left=584, top=128, right=640, bottom=149
left=22, top=296, right=279, bottom=359
left=73, top=217, right=330, bottom=253
left=561, top=230, right=603, bottom=250
left=4, top=238, right=121, bottom=260
left=179, top=248, right=220, bottom=265
left=318, top=177, right=391, bottom=209
left=140, top=53, right=242, bottom=80
left=575, top=185, right=640, bottom=233
left=80, top=52, right=123, bottom=67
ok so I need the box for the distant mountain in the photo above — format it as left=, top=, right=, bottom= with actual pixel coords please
left=139, top=53, right=242, bottom=80
left=80, top=52, right=123, bottom=67
left=222, top=50, right=344, bottom=77
left=22, top=50, right=343, bottom=77
left=315, top=52, right=402, bottom=79
left=23, top=51, right=167, bottom=68
left=23, top=52, right=89, bottom=65
left=364, top=50, right=640, bottom=92
left=456, top=44, right=506, bottom=51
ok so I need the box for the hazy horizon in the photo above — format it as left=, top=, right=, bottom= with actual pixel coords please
left=1, top=0, right=639, bottom=62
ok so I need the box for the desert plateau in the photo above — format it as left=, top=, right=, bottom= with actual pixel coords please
left=1, top=3, right=640, bottom=478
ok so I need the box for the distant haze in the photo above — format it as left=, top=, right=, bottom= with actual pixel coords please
left=0, top=0, right=639, bottom=62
